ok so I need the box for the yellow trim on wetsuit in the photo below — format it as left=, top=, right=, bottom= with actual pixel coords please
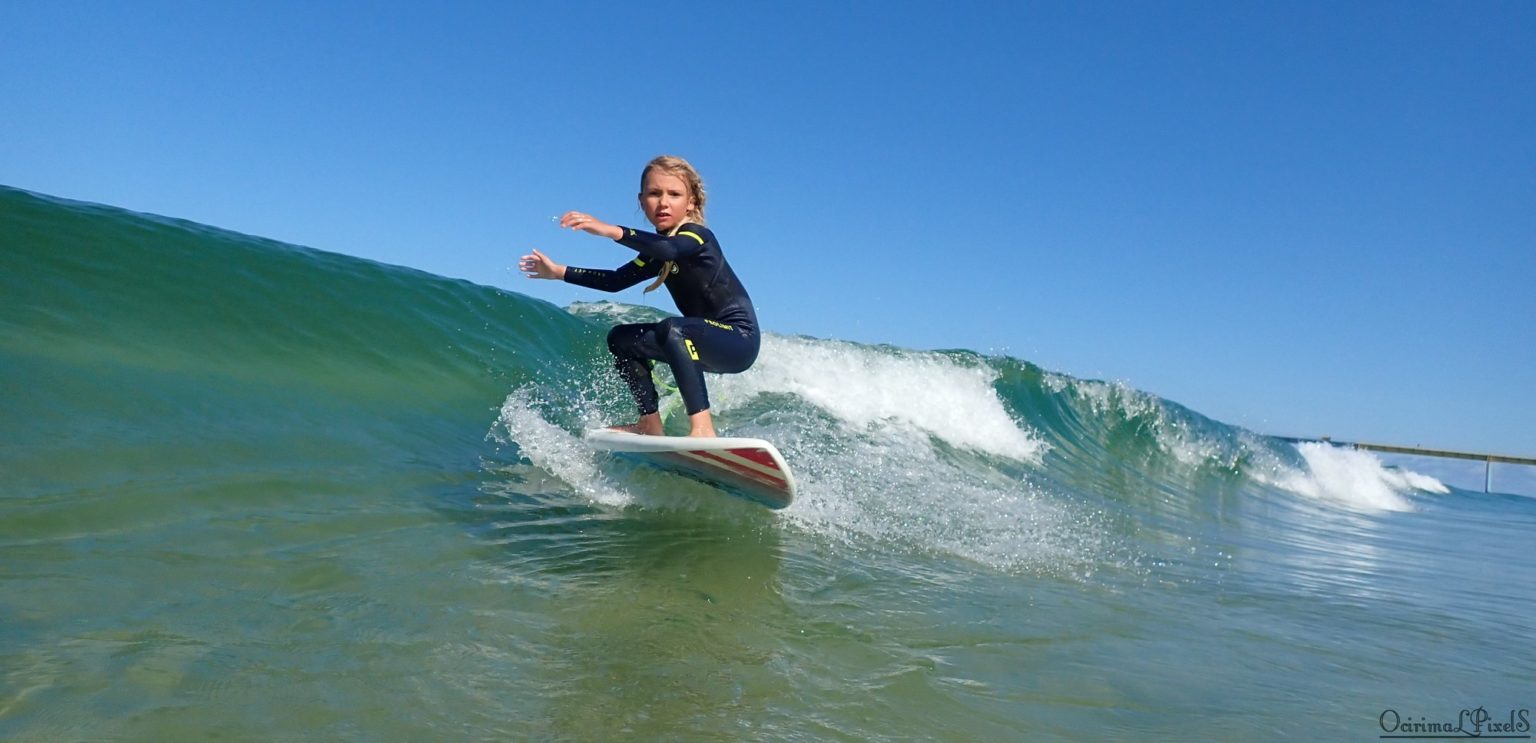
left=705, top=319, right=733, bottom=331
left=678, top=230, right=705, bottom=245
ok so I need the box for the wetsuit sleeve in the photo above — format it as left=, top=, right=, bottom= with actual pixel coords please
left=563, top=257, right=662, bottom=293
left=614, top=223, right=712, bottom=261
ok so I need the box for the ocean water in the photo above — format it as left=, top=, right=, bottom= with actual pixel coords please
left=2, top=185, right=1532, bottom=741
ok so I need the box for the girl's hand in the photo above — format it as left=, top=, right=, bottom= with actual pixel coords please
left=559, top=211, right=623, bottom=240
left=519, top=249, right=565, bottom=280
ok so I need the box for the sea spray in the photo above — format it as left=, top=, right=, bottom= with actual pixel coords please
left=490, top=386, right=632, bottom=508
left=1267, top=442, right=1447, bottom=512
left=502, top=308, right=1111, bottom=574
left=723, top=335, right=1045, bottom=462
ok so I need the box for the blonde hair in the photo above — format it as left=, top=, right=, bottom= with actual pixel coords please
left=641, top=155, right=707, bottom=292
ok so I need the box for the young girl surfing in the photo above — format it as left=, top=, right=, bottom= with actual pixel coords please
left=519, top=156, right=759, bottom=438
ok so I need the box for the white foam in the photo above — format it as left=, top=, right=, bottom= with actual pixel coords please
left=1265, top=442, right=1447, bottom=513
left=714, top=335, right=1043, bottom=462
left=771, top=416, right=1104, bottom=575
left=490, top=388, right=631, bottom=507
left=496, top=319, right=1091, bottom=571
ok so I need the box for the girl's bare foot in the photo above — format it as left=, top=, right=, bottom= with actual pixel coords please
left=610, top=412, right=663, bottom=436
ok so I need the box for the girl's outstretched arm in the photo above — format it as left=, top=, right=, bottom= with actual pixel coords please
left=519, top=249, right=566, bottom=280
left=558, top=211, right=622, bottom=240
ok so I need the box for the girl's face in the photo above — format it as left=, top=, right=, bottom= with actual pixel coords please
left=639, top=171, right=695, bottom=234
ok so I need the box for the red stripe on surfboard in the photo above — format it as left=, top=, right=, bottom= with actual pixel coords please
left=665, top=450, right=789, bottom=491
left=688, top=452, right=788, bottom=489
left=726, top=447, right=778, bottom=469
left=693, top=450, right=788, bottom=487
left=659, top=452, right=787, bottom=493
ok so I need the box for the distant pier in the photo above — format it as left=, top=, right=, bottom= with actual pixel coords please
left=1276, top=436, right=1536, bottom=493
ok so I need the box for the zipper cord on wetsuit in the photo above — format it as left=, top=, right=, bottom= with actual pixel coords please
left=649, top=362, right=682, bottom=423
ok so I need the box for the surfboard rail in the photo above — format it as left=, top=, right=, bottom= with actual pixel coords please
left=584, top=429, right=797, bottom=508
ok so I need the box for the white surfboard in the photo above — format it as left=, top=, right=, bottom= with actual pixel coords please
left=584, top=429, right=797, bottom=509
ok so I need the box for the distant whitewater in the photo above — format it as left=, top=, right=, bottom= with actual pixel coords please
left=4, top=185, right=1529, bottom=741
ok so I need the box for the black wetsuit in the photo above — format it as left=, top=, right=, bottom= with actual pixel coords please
left=563, top=223, right=759, bottom=417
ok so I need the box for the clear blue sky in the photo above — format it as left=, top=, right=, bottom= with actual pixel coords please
left=4, top=1, right=1533, bottom=456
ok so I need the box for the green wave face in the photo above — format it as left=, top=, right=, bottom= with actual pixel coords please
left=4, top=185, right=1529, bottom=742
left=2, top=185, right=1447, bottom=562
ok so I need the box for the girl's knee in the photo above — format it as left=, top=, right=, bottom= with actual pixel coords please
left=656, top=319, right=690, bottom=353
left=607, top=323, right=640, bottom=354
left=655, top=317, right=682, bottom=340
